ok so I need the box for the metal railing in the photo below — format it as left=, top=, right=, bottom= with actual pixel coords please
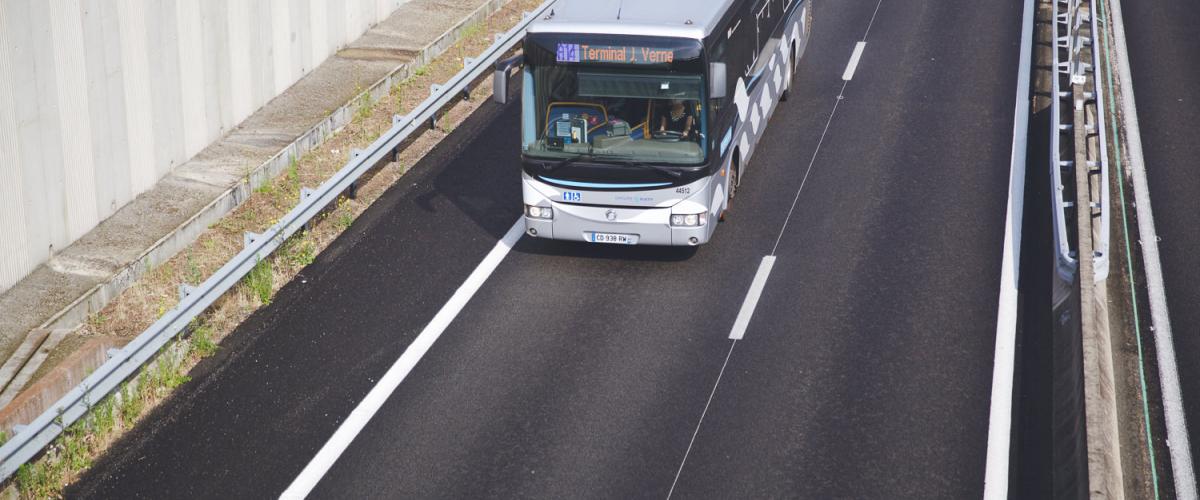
left=1051, top=0, right=1111, bottom=283
left=0, top=0, right=555, bottom=482
left=1050, top=0, right=1079, bottom=282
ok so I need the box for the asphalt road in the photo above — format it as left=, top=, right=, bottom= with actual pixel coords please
left=68, top=0, right=1026, bottom=497
left=1121, top=0, right=1200, bottom=482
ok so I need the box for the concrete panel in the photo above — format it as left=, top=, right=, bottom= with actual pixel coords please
left=309, top=0, right=327, bottom=73
left=175, top=0, right=206, bottom=159
left=49, top=1, right=99, bottom=241
left=117, top=0, right=157, bottom=195
left=146, top=0, right=185, bottom=177
left=227, top=0, right=252, bottom=124
left=0, top=0, right=411, bottom=293
left=0, top=4, right=31, bottom=292
left=271, top=0, right=293, bottom=95
left=28, top=0, right=69, bottom=256
left=94, top=1, right=134, bottom=216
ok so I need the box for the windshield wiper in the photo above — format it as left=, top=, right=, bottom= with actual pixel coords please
left=618, top=160, right=683, bottom=179
left=541, top=155, right=587, bottom=174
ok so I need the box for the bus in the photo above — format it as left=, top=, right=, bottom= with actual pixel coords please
left=494, top=0, right=812, bottom=246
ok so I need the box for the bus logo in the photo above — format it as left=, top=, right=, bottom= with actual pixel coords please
left=557, top=43, right=580, bottom=63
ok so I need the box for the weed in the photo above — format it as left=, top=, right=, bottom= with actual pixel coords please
left=287, top=155, right=301, bottom=193
left=86, top=312, right=107, bottom=331
left=16, top=460, right=58, bottom=499
left=462, top=22, right=484, bottom=40
left=119, top=382, right=142, bottom=425
left=154, top=354, right=190, bottom=390
left=156, top=296, right=171, bottom=319
left=356, top=94, right=374, bottom=121
left=186, top=253, right=202, bottom=284
left=255, top=180, right=275, bottom=196
left=91, top=396, right=116, bottom=436
left=413, top=65, right=429, bottom=77
left=242, top=208, right=258, bottom=226
left=284, top=237, right=317, bottom=268
left=62, top=422, right=91, bottom=470
left=244, top=258, right=274, bottom=305
left=190, top=322, right=218, bottom=358
left=335, top=210, right=354, bottom=231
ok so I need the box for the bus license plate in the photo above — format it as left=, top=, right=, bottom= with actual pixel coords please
left=589, top=232, right=638, bottom=245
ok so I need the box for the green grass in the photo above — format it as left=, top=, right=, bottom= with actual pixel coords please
left=86, top=312, right=107, bottom=331
left=356, top=95, right=374, bottom=121
left=16, top=460, right=59, bottom=499
left=91, top=395, right=116, bottom=436
left=154, top=354, right=190, bottom=389
left=119, top=381, right=142, bottom=425
left=335, top=210, right=354, bottom=231
left=244, top=258, right=274, bottom=305
left=190, top=322, right=219, bottom=358
left=186, top=252, right=202, bottom=284
left=284, top=236, right=317, bottom=268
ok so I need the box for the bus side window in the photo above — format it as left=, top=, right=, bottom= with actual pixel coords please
left=709, top=40, right=727, bottom=112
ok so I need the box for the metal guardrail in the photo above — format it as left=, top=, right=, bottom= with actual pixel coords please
left=1085, top=0, right=1111, bottom=282
left=1050, top=0, right=1079, bottom=282
left=0, top=0, right=555, bottom=482
left=1051, top=0, right=1111, bottom=283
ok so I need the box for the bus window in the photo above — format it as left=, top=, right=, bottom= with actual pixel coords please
left=523, top=66, right=707, bottom=165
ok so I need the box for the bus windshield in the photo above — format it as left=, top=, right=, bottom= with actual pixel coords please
left=522, top=66, right=707, bottom=166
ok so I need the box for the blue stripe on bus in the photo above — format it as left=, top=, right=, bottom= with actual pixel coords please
left=539, top=176, right=672, bottom=189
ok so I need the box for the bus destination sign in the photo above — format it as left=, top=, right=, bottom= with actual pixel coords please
left=556, top=43, right=675, bottom=65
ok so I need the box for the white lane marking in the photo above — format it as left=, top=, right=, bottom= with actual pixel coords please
left=769, top=78, right=846, bottom=255
left=771, top=0, right=883, bottom=255
left=666, top=340, right=737, bottom=500
left=982, top=0, right=1033, bottom=497
left=1107, top=0, right=1197, bottom=495
left=729, top=256, right=777, bottom=340
left=842, top=42, right=867, bottom=81
left=279, top=220, right=526, bottom=500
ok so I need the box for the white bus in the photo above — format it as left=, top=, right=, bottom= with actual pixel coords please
left=495, top=0, right=812, bottom=246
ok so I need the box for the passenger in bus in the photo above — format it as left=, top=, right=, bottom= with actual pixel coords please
left=658, top=99, right=696, bottom=140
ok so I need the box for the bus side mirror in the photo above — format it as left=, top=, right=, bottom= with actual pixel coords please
left=709, top=63, right=727, bottom=100
left=493, top=55, right=524, bottom=105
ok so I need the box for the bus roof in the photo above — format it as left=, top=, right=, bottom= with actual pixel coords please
left=527, top=0, right=738, bottom=40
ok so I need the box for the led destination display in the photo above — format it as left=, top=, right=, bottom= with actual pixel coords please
left=556, top=43, right=676, bottom=64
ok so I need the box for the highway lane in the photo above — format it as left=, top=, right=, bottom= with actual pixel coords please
left=67, top=96, right=529, bottom=498
left=70, top=0, right=1025, bottom=498
left=311, top=0, right=1023, bottom=498
left=1122, top=0, right=1200, bottom=482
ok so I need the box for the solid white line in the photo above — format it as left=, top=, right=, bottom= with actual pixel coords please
left=728, top=256, right=777, bottom=340
left=279, top=220, right=525, bottom=500
left=1107, top=0, right=1197, bottom=495
left=666, top=340, right=737, bottom=500
left=982, top=0, right=1033, bottom=497
left=842, top=42, right=866, bottom=81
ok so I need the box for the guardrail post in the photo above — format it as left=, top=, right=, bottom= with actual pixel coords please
left=178, top=284, right=196, bottom=303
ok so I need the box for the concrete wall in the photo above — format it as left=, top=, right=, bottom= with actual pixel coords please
left=0, top=0, right=411, bottom=292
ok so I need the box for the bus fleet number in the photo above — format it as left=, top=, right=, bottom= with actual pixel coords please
left=562, top=191, right=582, bottom=202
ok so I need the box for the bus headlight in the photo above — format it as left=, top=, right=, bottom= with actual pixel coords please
left=526, top=205, right=554, bottom=220
left=671, top=213, right=707, bottom=227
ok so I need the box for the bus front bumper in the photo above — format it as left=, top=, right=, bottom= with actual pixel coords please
left=524, top=202, right=713, bottom=246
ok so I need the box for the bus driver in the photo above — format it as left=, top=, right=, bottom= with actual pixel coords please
left=658, top=99, right=695, bottom=140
